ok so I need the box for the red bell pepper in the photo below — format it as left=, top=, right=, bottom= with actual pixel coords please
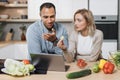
left=103, top=61, right=115, bottom=74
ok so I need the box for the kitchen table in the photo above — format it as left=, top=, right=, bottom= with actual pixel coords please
left=0, top=61, right=119, bottom=80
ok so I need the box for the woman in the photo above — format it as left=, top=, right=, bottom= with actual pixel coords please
left=57, top=9, right=103, bottom=62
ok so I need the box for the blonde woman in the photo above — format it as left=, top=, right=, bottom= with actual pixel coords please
left=57, top=9, right=103, bottom=62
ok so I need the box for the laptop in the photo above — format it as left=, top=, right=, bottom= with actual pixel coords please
left=30, top=53, right=66, bottom=73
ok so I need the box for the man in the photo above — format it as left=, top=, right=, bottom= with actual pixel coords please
left=26, top=2, right=68, bottom=55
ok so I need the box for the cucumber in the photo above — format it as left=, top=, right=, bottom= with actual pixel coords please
left=66, top=69, right=92, bottom=79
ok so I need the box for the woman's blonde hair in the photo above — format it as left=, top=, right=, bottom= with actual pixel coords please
left=74, top=9, right=96, bottom=36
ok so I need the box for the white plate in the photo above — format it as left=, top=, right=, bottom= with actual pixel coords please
left=1, top=68, right=11, bottom=75
left=1, top=68, right=23, bottom=76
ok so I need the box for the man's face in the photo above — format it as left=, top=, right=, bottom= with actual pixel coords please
left=40, top=7, right=56, bottom=30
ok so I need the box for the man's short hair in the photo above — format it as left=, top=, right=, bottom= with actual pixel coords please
left=40, top=2, right=56, bottom=13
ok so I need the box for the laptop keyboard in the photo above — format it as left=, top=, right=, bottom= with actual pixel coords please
left=32, top=58, right=50, bottom=74
left=0, top=64, right=4, bottom=74
left=0, top=59, right=4, bottom=74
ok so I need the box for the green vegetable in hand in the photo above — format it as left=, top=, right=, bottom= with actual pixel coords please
left=66, top=69, right=91, bottom=79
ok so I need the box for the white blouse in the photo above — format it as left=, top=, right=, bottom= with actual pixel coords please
left=77, top=32, right=93, bottom=55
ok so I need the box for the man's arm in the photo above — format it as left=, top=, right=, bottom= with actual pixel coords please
left=26, top=25, right=42, bottom=54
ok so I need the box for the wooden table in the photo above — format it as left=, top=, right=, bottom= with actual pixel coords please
left=0, top=62, right=119, bottom=80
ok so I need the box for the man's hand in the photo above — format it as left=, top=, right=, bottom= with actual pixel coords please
left=43, top=28, right=57, bottom=42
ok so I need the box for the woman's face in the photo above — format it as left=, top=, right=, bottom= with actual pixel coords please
left=74, top=13, right=88, bottom=32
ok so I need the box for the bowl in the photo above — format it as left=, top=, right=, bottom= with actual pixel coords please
left=0, top=14, right=9, bottom=19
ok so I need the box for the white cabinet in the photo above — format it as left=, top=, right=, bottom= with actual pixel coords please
left=89, top=0, right=118, bottom=15
left=72, top=0, right=88, bottom=18
left=102, top=40, right=117, bottom=59
left=57, top=0, right=88, bottom=19
left=28, top=0, right=58, bottom=19
left=57, top=0, right=73, bottom=19
left=28, top=0, right=88, bottom=19
left=0, top=44, right=29, bottom=60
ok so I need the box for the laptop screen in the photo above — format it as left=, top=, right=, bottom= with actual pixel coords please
left=30, top=53, right=66, bottom=73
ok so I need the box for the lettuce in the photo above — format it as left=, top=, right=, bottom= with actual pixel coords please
left=4, top=59, right=34, bottom=76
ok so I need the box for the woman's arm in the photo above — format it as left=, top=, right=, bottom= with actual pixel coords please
left=57, top=39, right=74, bottom=63
left=63, top=50, right=74, bottom=63
left=57, top=31, right=77, bottom=63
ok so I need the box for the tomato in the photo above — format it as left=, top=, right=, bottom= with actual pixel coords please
left=77, top=59, right=87, bottom=68
left=103, top=61, right=115, bottom=74
left=22, top=59, right=30, bottom=65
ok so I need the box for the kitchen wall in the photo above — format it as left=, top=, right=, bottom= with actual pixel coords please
left=0, top=22, right=74, bottom=41
left=0, top=22, right=30, bottom=41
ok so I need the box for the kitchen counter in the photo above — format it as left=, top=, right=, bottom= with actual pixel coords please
left=0, top=41, right=119, bottom=80
left=0, top=62, right=119, bottom=80
left=0, top=41, right=27, bottom=48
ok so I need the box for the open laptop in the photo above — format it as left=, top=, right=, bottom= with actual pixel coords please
left=30, top=53, right=66, bottom=73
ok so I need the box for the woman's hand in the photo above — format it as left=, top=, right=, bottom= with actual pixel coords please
left=57, top=36, right=67, bottom=51
left=57, top=36, right=73, bottom=63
